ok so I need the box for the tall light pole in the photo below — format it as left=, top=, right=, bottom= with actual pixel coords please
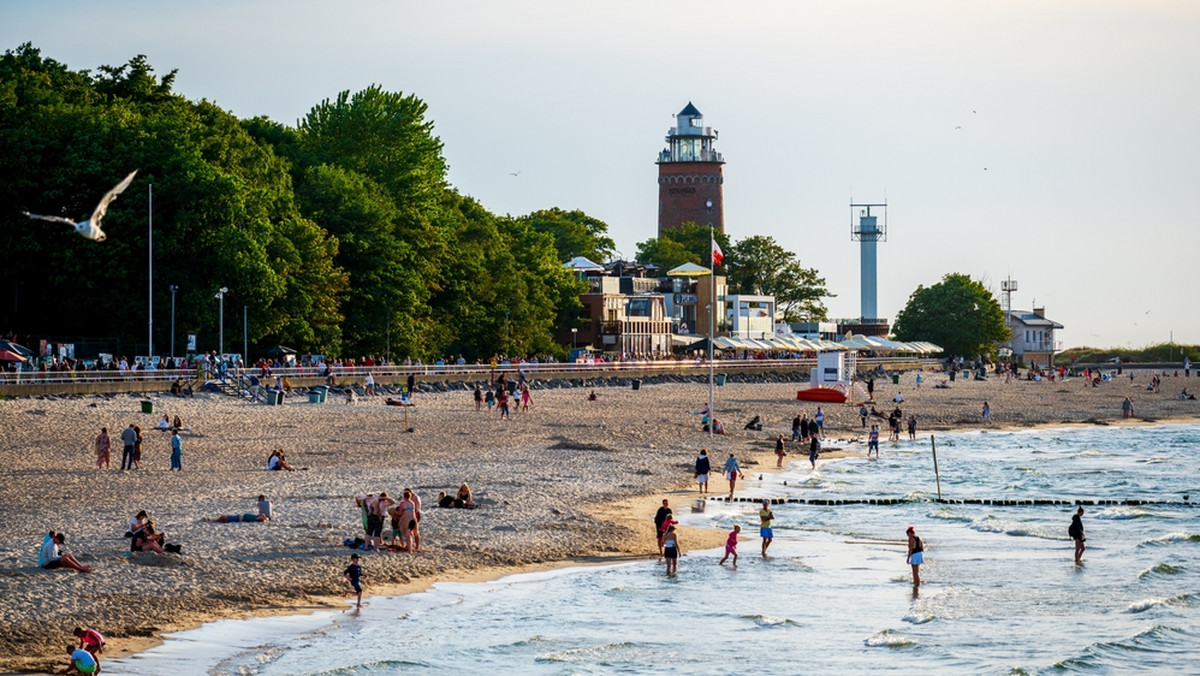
left=168, top=285, right=178, bottom=360
left=215, top=287, right=228, bottom=360
left=148, top=183, right=154, bottom=358
left=571, top=327, right=578, bottom=351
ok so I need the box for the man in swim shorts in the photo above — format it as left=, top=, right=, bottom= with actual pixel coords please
left=759, top=500, right=775, bottom=557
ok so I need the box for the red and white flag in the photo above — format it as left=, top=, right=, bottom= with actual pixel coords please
left=712, top=239, right=724, bottom=266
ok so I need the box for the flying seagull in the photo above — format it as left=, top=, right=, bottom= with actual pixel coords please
left=21, top=170, right=138, bottom=242
left=509, top=170, right=521, bottom=177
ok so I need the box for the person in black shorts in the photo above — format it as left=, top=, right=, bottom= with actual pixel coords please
left=344, top=554, right=363, bottom=608
left=654, top=499, right=673, bottom=556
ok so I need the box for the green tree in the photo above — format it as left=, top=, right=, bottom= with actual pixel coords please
left=892, top=273, right=1011, bottom=357
left=726, top=235, right=833, bottom=321
left=516, top=208, right=615, bottom=263
left=635, top=222, right=731, bottom=271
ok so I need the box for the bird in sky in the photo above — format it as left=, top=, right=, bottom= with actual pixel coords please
left=21, top=170, right=138, bottom=242
left=508, top=170, right=521, bottom=177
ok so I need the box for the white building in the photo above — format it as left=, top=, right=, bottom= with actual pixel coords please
left=1007, top=308, right=1063, bottom=368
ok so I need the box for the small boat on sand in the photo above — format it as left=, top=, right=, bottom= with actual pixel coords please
left=796, top=387, right=847, bottom=403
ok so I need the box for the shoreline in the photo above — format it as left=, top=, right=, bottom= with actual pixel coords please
left=2, top=373, right=1198, bottom=673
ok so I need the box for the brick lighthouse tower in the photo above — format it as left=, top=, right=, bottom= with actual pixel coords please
left=657, top=102, right=725, bottom=237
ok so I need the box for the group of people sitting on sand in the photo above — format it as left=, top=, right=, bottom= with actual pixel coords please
left=125, top=510, right=182, bottom=554
left=155, top=414, right=185, bottom=432
left=267, top=449, right=306, bottom=471
left=437, top=483, right=476, bottom=509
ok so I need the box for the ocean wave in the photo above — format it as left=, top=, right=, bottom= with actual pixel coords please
left=927, top=510, right=974, bottom=524
left=1053, top=625, right=1188, bottom=670
left=536, top=641, right=638, bottom=663
left=1138, top=562, right=1182, bottom=579
left=306, top=659, right=434, bottom=674
left=1094, top=507, right=1152, bottom=520
left=1138, top=533, right=1200, bottom=547
left=864, top=630, right=916, bottom=649
left=966, top=517, right=1057, bottom=540
left=1125, top=594, right=1192, bottom=614
left=741, top=614, right=803, bottom=628
left=901, top=613, right=935, bottom=625
left=1142, top=456, right=1171, bottom=464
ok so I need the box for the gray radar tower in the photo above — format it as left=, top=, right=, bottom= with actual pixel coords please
left=850, top=201, right=887, bottom=323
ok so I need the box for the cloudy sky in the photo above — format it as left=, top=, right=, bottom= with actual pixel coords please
left=5, top=0, right=1198, bottom=350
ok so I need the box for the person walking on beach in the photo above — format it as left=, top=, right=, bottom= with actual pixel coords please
left=868, top=424, right=880, bottom=459
left=759, top=500, right=775, bottom=557
left=982, top=401, right=992, bottom=423
left=808, top=433, right=820, bottom=470
left=859, top=404, right=869, bottom=428
left=814, top=407, right=825, bottom=438
left=120, top=423, right=136, bottom=470
left=654, top=499, right=673, bottom=556
left=907, top=414, right=917, bottom=441
left=169, top=430, right=182, bottom=470
left=905, top=526, right=924, bottom=587
left=723, top=453, right=744, bottom=500
left=867, top=377, right=875, bottom=401
left=792, top=413, right=802, bottom=441
left=719, top=524, right=740, bottom=566
left=662, top=525, right=681, bottom=577
left=94, top=428, right=110, bottom=470
left=774, top=434, right=786, bottom=468
left=1121, top=396, right=1134, bottom=419
left=695, top=449, right=711, bottom=494
left=344, top=553, right=364, bottom=609
left=473, top=384, right=483, bottom=411
left=1069, top=507, right=1086, bottom=564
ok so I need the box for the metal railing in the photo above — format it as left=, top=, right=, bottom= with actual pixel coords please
left=0, top=356, right=935, bottom=386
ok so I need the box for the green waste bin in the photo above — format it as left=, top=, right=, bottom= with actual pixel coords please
left=266, top=390, right=283, bottom=406
left=892, top=375, right=900, bottom=385
left=141, top=400, right=153, bottom=414
left=309, top=391, right=322, bottom=404
left=716, top=373, right=727, bottom=386
left=632, top=379, right=641, bottom=391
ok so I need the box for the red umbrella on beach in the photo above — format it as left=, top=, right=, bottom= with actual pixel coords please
left=0, top=349, right=26, bottom=362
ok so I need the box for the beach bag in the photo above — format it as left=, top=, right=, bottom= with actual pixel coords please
left=164, top=543, right=182, bottom=554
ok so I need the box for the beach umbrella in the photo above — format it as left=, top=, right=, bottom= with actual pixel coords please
left=563, top=256, right=605, bottom=272
left=0, top=339, right=33, bottom=356
left=665, top=262, right=712, bottom=277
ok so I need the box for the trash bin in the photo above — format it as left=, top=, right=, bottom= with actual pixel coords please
left=632, top=379, right=641, bottom=390
left=265, top=389, right=283, bottom=406
left=716, top=373, right=727, bottom=386
left=308, top=391, right=322, bottom=404
left=949, top=370, right=956, bottom=382
left=141, top=400, right=153, bottom=414
left=314, top=385, right=329, bottom=403
left=892, top=375, right=900, bottom=385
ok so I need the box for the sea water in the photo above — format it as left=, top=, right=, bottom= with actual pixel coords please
left=111, top=424, right=1200, bottom=675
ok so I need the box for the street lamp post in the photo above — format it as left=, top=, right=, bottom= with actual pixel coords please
left=215, top=287, right=228, bottom=362
left=571, top=327, right=578, bottom=351
left=168, top=285, right=178, bottom=360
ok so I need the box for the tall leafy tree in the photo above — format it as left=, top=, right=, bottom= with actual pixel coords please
left=516, top=208, right=615, bottom=263
left=892, top=273, right=1011, bottom=357
left=725, top=235, right=833, bottom=321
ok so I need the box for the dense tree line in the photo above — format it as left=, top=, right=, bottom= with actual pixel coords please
left=0, top=45, right=601, bottom=360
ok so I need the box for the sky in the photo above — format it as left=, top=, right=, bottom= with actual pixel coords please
left=4, top=0, right=1199, bottom=350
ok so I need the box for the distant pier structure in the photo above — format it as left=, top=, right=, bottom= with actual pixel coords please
left=657, top=102, right=724, bottom=237
left=844, top=201, right=889, bottom=337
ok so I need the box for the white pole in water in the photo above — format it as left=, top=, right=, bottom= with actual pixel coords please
left=931, top=434, right=942, bottom=500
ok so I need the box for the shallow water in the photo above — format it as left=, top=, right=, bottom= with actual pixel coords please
left=112, top=424, right=1200, bottom=675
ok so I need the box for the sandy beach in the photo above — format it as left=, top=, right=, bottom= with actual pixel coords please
left=2, top=367, right=1197, bottom=673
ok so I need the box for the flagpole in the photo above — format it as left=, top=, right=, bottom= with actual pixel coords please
left=709, top=228, right=715, bottom=438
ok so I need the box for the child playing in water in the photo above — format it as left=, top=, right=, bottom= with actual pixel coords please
left=718, top=524, right=741, bottom=566
left=344, top=553, right=364, bottom=609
